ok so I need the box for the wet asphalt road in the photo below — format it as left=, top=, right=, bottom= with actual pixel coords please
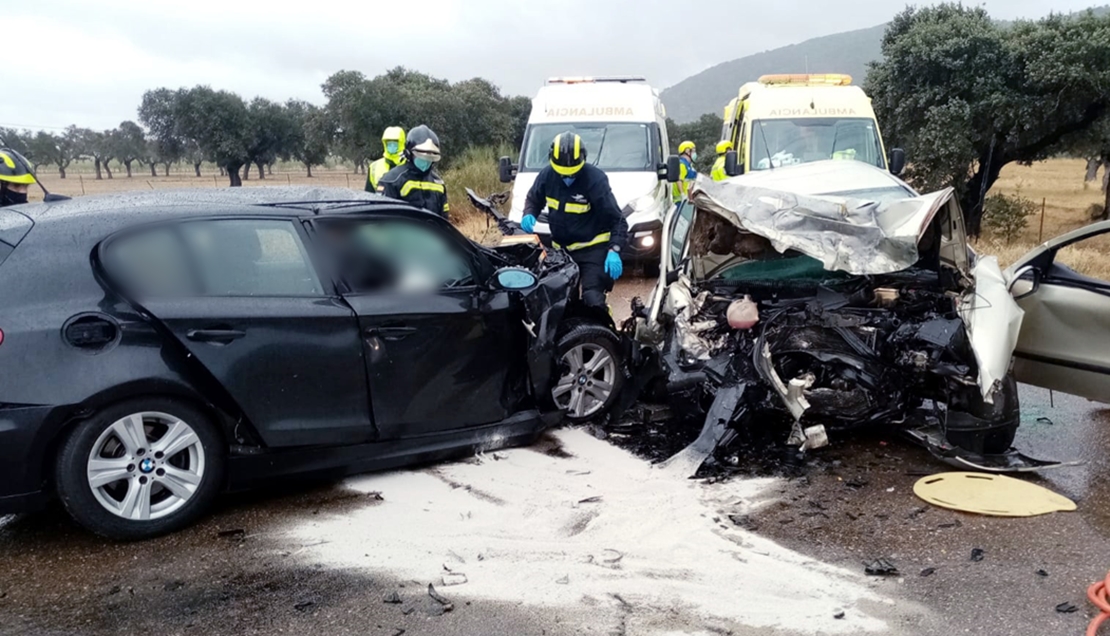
left=2, top=277, right=1109, bottom=635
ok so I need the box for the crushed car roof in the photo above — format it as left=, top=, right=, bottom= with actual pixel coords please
left=689, top=177, right=954, bottom=275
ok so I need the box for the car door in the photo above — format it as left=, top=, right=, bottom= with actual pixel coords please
left=1007, top=220, right=1110, bottom=402
left=315, top=215, right=526, bottom=440
left=102, top=218, right=373, bottom=447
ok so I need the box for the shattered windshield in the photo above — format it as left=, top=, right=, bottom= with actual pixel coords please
left=521, top=123, right=653, bottom=172
left=750, top=118, right=885, bottom=171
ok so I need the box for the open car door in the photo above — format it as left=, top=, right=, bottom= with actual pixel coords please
left=1006, top=220, right=1110, bottom=402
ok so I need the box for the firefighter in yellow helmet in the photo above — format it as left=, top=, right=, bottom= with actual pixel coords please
left=672, top=141, right=697, bottom=202
left=0, top=149, right=36, bottom=207
left=365, top=126, right=406, bottom=192
left=376, top=125, right=449, bottom=219
left=711, top=140, right=733, bottom=181
left=521, top=132, right=628, bottom=308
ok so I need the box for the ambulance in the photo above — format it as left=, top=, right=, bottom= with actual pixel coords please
left=718, top=74, right=905, bottom=176
left=500, top=77, right=671, bottom=263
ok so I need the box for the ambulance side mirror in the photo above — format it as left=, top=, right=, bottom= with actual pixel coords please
left=889, top=148, right=906, bottom=177
left=724, top=150, right=742, bottom=177
left=656, top=162, right=668, bottom=181
left=498, top=156, right=517, bottom=184
left=665, top=155, right=681, bottom=183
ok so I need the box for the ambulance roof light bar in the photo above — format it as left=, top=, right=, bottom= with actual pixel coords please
left=546, top=76, right=648, bottom=85
left=758, top=74, right=853, bottom=87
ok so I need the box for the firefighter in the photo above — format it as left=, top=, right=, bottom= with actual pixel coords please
left=672, top=140, right=697, bottom=201
left=376, top=125, right=449, bottom=219
left=521, top=132, right=628, bottom=308
left=366, top=126, right=406, bottom=192
left=0, top=149, right=35, bottom=207
left=711, top=140, right=733, bottom=181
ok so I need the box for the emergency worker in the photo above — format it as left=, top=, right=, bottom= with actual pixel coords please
left=711, top=140, right=733, bottom=181
left=0, top=149, right=35, bottom=207
left=376, top=125, right=449, bottom=219
left=365, top=126, right=406, bottom=192
left=672, top=141, right=697, bottom=201
left=521, top=132, right=628, bottom=308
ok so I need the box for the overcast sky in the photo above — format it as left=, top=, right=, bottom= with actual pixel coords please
left=4, top=0, right=1096, bottom=131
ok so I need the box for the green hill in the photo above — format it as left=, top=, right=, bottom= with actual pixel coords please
left=661, top=24, right=885, bottom=124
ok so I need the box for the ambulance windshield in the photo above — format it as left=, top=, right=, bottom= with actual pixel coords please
left=749, top=118, right=885, bottom=171
left=521, top=123, right=654, bottom=172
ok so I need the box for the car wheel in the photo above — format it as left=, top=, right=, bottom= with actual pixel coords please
left=553, top=322, right=624, bottom=422
left=55, top=398, right=225, bottom=540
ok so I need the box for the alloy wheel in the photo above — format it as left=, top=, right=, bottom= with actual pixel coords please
left=553, top=342, right=617, bottom=419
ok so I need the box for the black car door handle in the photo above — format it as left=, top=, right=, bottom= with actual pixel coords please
left=366, top=326, right=417, bottom=341
left=187, top=329, right=247, bottom=343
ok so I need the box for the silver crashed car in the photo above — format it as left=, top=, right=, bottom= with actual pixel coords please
left=634, top=160, right=1094, bottom=475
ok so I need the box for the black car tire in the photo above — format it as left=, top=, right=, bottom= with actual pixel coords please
left=553, top=321, right=625, bottom=422
left=55, top=397, right=225, bottom=541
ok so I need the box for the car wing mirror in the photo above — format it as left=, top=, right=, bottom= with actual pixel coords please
left=490, top=266, right=538, bottom=292
left=665, top=155, right=681, bottom=183
left=498, top=156, right=517, bottom=184
left=889, top=148, right=906, bottom=177
left=656, top=162, right=668, bottom=181
left=1009, top=265, right=1040, bottom=300
left=724, top=149, right=742, bottom=177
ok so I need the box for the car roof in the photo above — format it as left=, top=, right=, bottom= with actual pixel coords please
left=726, top=160, right=915, bottom=196
left=15, top=186, right=406, bottom=221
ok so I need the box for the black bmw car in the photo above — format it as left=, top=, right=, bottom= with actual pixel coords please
left=0, top=187, right=623, bottom=539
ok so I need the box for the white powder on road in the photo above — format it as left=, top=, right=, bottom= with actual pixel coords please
left=285, top=428, right=900, bottom=634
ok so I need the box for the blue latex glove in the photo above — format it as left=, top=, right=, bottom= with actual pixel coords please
left=521, top=214, right=537, bottom=233
left=605, top=249, right=623, bottom=280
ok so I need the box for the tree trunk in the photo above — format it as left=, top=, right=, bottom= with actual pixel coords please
left=227, top=162, right=243, bottom=187
left=256, top=161, right=266, bottom=180
left=104, top=160, right=113, bottom=179
left=162, top=162, right=171, bottom=177
left=960, top=145, right=1007, bottom=238
left=149, top=162, right=157, bottom=177
left=58, top=166, right=66, bottom=179
left=1086, top=158, right=1101, bottom=182
left=267, top=163, right=273, bottom=176
left=242, top=163, right=250, bottom=180
left=305, top=162, right=313, bottom=178
left=1102, top=161, right=1110, bottom=194
left=93, top=158, right=103, bottom=180
left=219, top=166, right=226, bottom=177
left=194, top=162, right=202, bottom=177
left=124, top=160, right=133, bottom=178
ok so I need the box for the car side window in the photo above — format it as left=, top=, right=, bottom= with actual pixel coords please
left=1051, top=231, right=1110, bottom=282
left=322, top=219, right=475, bottom=294
left=180, top=220, right=324, bottom=297
left=670, top=201, right=695, bottom=270
left=103, top=226, right=199, bottom=297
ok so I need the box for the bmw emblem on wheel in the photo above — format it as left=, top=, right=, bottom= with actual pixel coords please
left=139, top=458, right=155, bottom=474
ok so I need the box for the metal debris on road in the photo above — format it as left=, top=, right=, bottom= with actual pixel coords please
left=1055, top=602, right=1079, bottom=613
left=383, top=591, right=402, bottom=604
left=971, top=548, right=985, bottom=562
left=864, top=558, right=899, bottom=576
left=427, top=583, right=453, bottom=611
left=920, top=567, right=936, bottom=577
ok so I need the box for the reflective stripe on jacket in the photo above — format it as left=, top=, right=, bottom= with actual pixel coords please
left=376, top=163, right=449, bottom=219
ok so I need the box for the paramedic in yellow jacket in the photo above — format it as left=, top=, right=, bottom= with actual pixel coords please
left=711, top=141, right=733, bottom=181
left=366, top=126, right=406, bottom=192
left=671, top=141, right=697, bottom=202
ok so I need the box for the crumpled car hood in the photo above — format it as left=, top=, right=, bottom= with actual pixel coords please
left=689, top=179, right=957, bottom=276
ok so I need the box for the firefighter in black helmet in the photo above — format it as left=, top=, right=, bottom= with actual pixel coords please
left=521, top=132, right=628, bottom=308
left=376, top=125, right=449, bottom=219
left=0, top=149, right=36, bottom=207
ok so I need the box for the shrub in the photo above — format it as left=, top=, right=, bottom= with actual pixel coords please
left=982, top=190, right=1037, bottom=244
left=442, top=144, right=517, bottom=242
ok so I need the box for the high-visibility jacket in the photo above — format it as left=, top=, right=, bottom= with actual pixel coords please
left=711, top=156, right=727, bottom=181
left=523, top=164, right=628, bottom=252
left=376, top=163, right=449, bottom=219
left=672, top=156, right=697, bottom=202
left=366, top=154, right=404, bottom=192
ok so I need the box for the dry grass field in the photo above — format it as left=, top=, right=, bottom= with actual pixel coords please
left=23, top=157, right=1110, bottom=277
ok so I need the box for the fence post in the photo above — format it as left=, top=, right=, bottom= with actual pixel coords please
left=1038, top=197, right=1046, bottom=243
left=79, top=174, right=86, bottom=195
left=345, top=173, right=350, bottom=188
left=287, top=173, right=291, bottom=185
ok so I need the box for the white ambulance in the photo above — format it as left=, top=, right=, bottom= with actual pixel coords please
left=499, top=77, right=671, bottom=264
